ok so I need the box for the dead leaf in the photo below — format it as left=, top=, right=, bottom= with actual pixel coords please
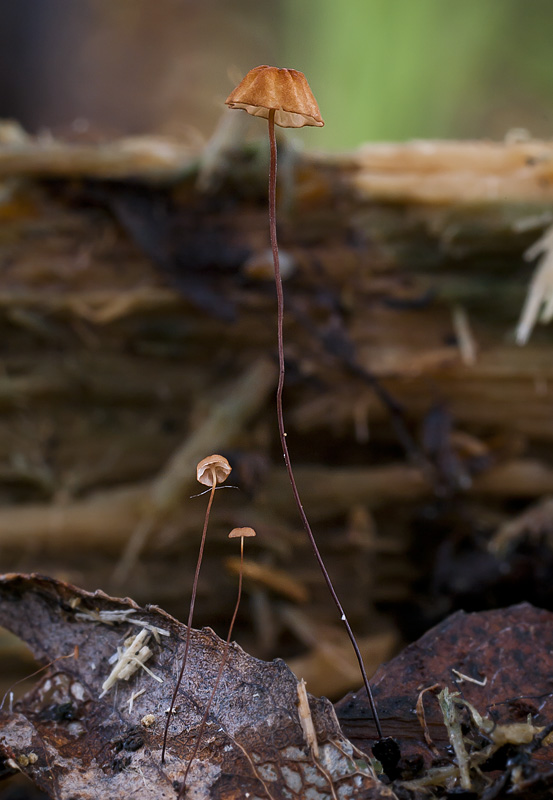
left=0, top=573, right=394, bottom=799
left=336, top=603, right=553, bottom=794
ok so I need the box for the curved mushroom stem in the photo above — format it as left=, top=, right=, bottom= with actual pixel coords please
left=267, top=109, right=383, bottom=740
left=161, top=469, right=217, bottom=763
left=177, top=535, right=247, bottom=798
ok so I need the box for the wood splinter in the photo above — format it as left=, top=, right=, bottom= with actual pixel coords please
left=297, top=678, right=338, bottom=800
left=100, top=629, right=162, bottom=699
left=297, top=678, right=319, bottom=759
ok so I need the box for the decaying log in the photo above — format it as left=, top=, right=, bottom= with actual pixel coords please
left=2, top=126, right=553, bottom=699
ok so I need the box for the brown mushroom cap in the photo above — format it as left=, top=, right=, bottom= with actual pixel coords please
left=228, top=526, right=257, bottom=539
left=225, top=65, right=324, bottom=129
left=196, top=454, right=231, bottom=487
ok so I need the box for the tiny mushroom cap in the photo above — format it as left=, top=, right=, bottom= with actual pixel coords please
left=228, top=526, right=257, bottom=539
left=196, top=454, right=231, bottom=487
left=225, top=65, right=324, bottom=129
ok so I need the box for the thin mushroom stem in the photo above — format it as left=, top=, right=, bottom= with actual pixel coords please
left=178, top=534, right=247, bottom=798
left=161, top=471, right=217, bottom=764
left=267, top=109, right=383, bottom=740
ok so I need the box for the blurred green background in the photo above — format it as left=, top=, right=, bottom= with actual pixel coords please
left=0, top=0, right=551, bottom=149
left=284, top=0, right=553, bottom=148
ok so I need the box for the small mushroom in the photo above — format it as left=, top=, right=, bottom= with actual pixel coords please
left=196, top=453, right=231, bottom=486
left=161, top=454, right=232, bottom=763
left=178, top=527, right=257, bottom=798
left=227, top=526, right=256, bottom=539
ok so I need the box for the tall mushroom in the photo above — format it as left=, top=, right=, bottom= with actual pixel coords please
left=226, top=67, right=383, bottom=740
left=161, top=454, right=231, bottom=763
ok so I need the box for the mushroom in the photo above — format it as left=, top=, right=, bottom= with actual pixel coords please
left=227, top=524, right=257, bottom=540
left=225, top=65, right=324, bottom=128
left=161, top=454, right=231, bottom=763
left=178, top=527, right=257, bottom=798
left=196, top=453, right=232, bottom=486
left=226, top=67, right=383, bottom=741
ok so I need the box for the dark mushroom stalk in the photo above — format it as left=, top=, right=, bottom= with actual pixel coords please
left=226, top=66, right=383, bottom=740
left=161, top=454, right=231, bottom=763
left=177, top=527, right=256, bottom=798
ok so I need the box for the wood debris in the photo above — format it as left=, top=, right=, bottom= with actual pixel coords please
left=2, top=129, right=553, bottom=704
left=99, top=628, right=162, bottom=698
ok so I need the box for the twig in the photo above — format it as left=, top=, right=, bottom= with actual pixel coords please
left=1, top=457, right=553, bottom=552
left=415, top=684, right=441, bottom=756
left=0, top=129, right=196, bottom=180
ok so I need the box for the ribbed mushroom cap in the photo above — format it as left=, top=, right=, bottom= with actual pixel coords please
left=196, top=454, right=231, bottom=487
left=225, top=65, right=324, bottom=129
left=228, top=526, right=257, bottom=539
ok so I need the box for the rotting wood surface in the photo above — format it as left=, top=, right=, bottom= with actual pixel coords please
left=1, top=127, right=553, bottom=705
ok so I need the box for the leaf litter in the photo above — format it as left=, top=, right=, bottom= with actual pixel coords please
left=1, top=575, right=552, bottom=798
left=0, top=573, right=391, bottom=800
left=336, top=602, right=553, bottom=797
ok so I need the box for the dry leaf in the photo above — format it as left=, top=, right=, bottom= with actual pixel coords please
left=337, top=603, right=553, bottom=794
left=0, top=573, right=393, bottom=799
